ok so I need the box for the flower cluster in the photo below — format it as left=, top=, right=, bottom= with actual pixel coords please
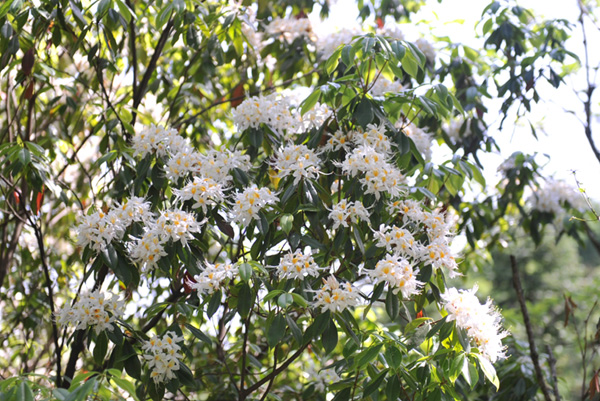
left=328, top=199, right=370, bottom=230
left=143, top=332, right=184, bottom=384
left=369, top=76, right=405, bottom=98
left=373, top=224, right=419, bottom=258
left=231, top=185, right=279, bottom=225
left=131, top=125, right=183, bottom=158
left=273, top=144, right=321, bottom=185
left=368, top=254, right=423, bottom=298
left=400, top=122, right=433, bottom=160
left=313, top=276, right=361, bottom=313
left=232, top=93, right=301, bottom=135
left=529, top=178, right=583, bottom=215
left=354, top=123, right=393, bottom=155
left=304, top=365, right=342, bottom=393
left=387, top=199, right=425, bottom=223
left=56, top=290, right=124, bottom=334
left=173, top=176, right=226, bottom=213
left=76, top=197, right=153, bottom=252
left=340, top=146, right=406, bottom=199
left=265, top=17, right=315, bottom=43
left=442, top=286, right=507, bottom=363
left=129, top=208, right=203, bottom=270
left=415, top=37, right=436, bottom=63
left=323, top=130, right=353, bottom=153
left=188, top=262, right=239, bottom=295
left=278, top=250, right=321, bottom=280
left=316, top=27, right=362, bottom=59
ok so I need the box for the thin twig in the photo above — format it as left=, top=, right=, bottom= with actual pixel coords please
left=510, top=255, right=553, bottom=401
left=132, top=18, right=175, bottom=126
left=546, top=345, right=561, bottom=401
left=240, top=341, right=311, bottom=398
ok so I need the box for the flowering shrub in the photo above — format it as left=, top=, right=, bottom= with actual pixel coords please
left=0, top=0, right=584, bottom=400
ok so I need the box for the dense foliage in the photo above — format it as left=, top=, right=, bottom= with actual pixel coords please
left=0, top=0, right=596, bottom=400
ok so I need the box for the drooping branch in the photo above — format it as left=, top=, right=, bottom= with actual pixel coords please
left=510, top=255, right=554, bottom=401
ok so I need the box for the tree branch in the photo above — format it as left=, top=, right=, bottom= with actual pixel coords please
left=131, top=18, right=175, bottom=126
left=510, top=255, right=553, bottom=401
left=240, top=341, right=310, bottom=399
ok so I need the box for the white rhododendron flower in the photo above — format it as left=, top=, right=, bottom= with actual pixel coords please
left=155, top=209, right=203, bottom=246
left=143, top=331, right=184, bottom=384
left=387, top=199, right=425, bottom=223
left=442, top=286, right=507, bottom=363
left=129, top=229, right=168, bottom=270
left=328, top=199, right=371, bottom=229
left=56, top=290, right=124, bottom=334
left=316, top=27, right=362, bottom=60
left=369, top=76, right=404, bottom=97
left=165, top=148, right=202, bottom=180
left=273, top=144, right=321, bottom=185
left=109, top=196, right=153, bottom=227
left=300, top=102, right=331, bottom=131
left=373, top=224, right=419, bottom=258
left=353, top=123, right=393, bottom=155
left=422, top=210, right=454, bottom=239
left=313, top=276, right=361, bottom=313
left=278, top=249, right=321, bottom=280
left=340, top=146, right=406, bottom=199
left=265, top=17, right=315, bottom=43
left=400, top=122, right=433, bottom=160
left=529, top=178, right=584, bottom=215
left=77, top=210, right=122, bottom=252
left=415, top=37, right=436, bottom=63
left=232, top=93, right=301, bottom=135
left=323, top=130, right=354, bottom=153
left=199, top=149, right=252, bottom=182
left=131, top=125, right=180, bottom=158
left=304, top=365, right=342, bottom=393
left=369, top=254, right=423, bottom=298
left=174, top=176, right=226, bottom=213
left=231, top=185, right=279, bottom=225
left=423, top=238, right=459, bottom=277
left=188, top=262, right=239, bottom=295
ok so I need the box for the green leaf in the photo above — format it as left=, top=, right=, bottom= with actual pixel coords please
left=206, top=290, right=222, bottom=318
left=291, top=293, right=308, bottom=308
left=185, top=323, right=212, bottom=345
left=475, top=354, right=499, bottom=390
left=355, top=97, right=374, bottom=127
left=303, top=311, right=331, bottom=343
left=385, top=289, right=399, bottom=320
left=356, top=343, right=383, bottom=368
left=17, top=147, right=31, bottom=167
left=93, top=332, right=108, bottom=365
left=363, top=368, right=388, bottom=398
left=286, top=313, right=303, bottom=344
left=401, top=52, right=419, bottom=78
left=15, top=381, right=34, bottom=401
left=0, top=0, right=15, bottom=20
left=277, top=293, right=293, bottom=308
left=280, top=214, right=293, bottom=234
left=322, top=318, right=338, bottom=354
left=238, top=284, right=253, bottom=318
left=111, top=377, right=140, bottom=401
left=300, top=88, right=322, bottom=115
left=385, top=374, right=401, bottom=400
left=264, top=290, right=285, bottom=302
left=239, top=263, right=252, bottom=282
left=385, top=345, right=402, bottom=369
left=404, top=317, right=432, bottom=333
left=267, top=313, right=286, bottom=347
